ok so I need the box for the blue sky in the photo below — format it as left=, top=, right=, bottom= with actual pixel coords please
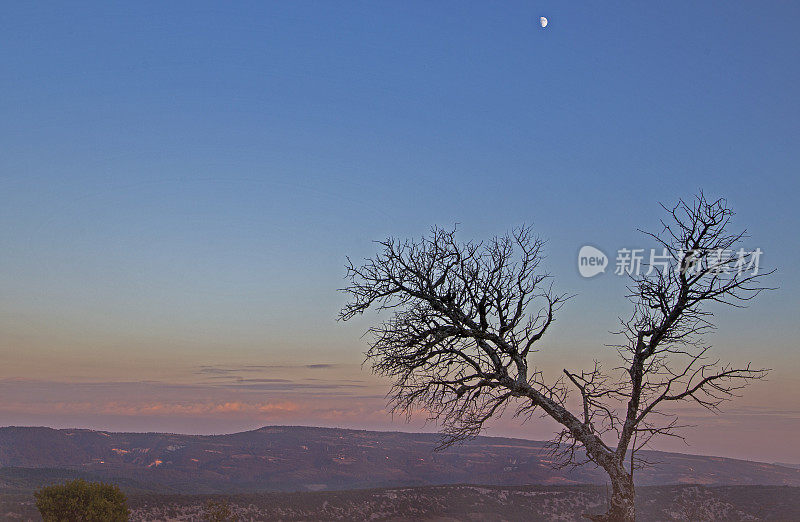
left=1, top=2, right=799, bottom=461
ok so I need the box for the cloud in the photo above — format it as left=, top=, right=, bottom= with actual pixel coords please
left=222, top=381, right=367, bottom=391
left=196, top=365, right=274, bottom=375
left=196, top=363, right=339, bottom=376
left=0, top=379, right=382, bottom=425
left=4, top=400, right=301, bottom=418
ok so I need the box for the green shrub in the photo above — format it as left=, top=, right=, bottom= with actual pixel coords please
left=34, top=479, right=129, bottom=522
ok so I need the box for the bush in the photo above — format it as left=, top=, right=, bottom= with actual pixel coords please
left=203, top=499, right=236, bottom=521
left=34, top=479, right=129, bottom=521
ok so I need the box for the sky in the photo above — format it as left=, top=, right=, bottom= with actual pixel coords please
left=1, top=2, right=799, bottom=463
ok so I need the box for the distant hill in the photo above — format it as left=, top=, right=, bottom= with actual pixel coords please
left=0, top=425, right=798, bottom=494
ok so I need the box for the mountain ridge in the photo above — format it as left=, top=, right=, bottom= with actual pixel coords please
left=1, top=425, right=797, bottom=494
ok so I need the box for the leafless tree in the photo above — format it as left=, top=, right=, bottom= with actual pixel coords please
left=339, top=193, right=772, bottom=522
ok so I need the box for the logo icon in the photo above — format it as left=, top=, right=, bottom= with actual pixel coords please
left=578, top=246, right=608, bottom=278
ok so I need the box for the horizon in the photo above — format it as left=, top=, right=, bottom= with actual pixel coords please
left=2, top=1, right=799, bottom=468
left=3, top=423, right=796, bottom=467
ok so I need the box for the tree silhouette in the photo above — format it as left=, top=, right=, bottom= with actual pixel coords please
left=339, top=192, right=772, bottom=521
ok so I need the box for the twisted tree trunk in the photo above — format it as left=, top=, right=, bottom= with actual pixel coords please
left=587, top=468, right=635, bottom=522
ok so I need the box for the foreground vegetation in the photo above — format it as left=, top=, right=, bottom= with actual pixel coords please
left=33, top=480, right=129, bottom=521
left=2, top=484, right=799, bottom=521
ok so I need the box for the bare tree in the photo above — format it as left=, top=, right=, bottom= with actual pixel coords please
left=339, top=193, right=772, bottom=522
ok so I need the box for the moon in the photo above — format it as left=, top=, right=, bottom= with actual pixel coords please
left=540, top=17, right=548, bottom=28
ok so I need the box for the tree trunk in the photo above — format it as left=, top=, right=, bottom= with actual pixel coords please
left=586, top=469, right=635, bottom=522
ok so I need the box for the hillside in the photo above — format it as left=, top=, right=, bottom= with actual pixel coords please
left=1, top=425, right=798, bottom=494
